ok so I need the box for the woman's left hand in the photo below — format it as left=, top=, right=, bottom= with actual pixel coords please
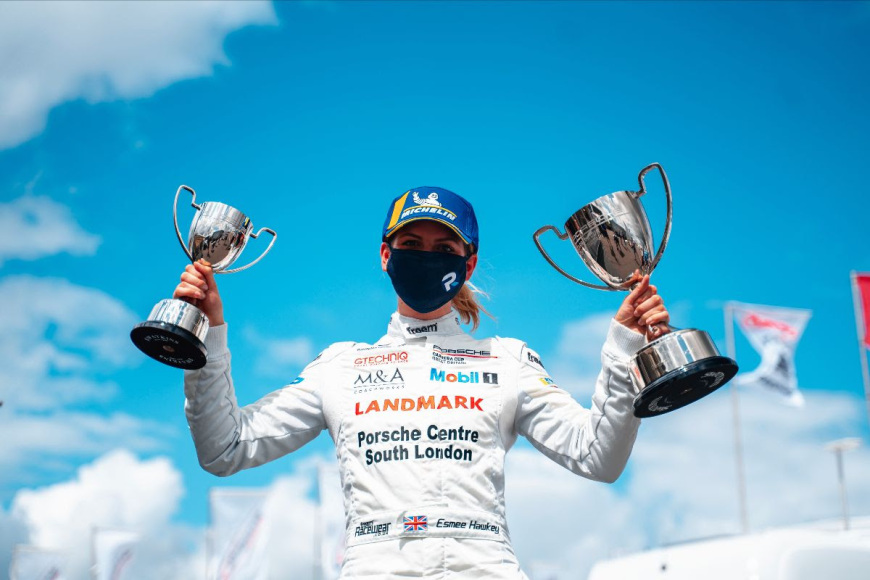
left=615, top=273, right=671, bottom=341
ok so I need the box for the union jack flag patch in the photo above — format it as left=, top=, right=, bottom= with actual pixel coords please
left=403, top=515, right=428, bottom=532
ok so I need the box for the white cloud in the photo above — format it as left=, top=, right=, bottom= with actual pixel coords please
left=7, top=450, right=198, bottom=579
left=0, top=411, right=172, bottom=485
left=547, top=312, right=614, bottom=398
left=0, top=276, right=174, bottom=486
left=0, top=0, right=277, bottom=149
left=0, top=196, right=100, bottom=265
left=505, top=448, right=643, bottom=580
left=0, top=275, right=139, bottom=410
left=503, top=387, right=870, bottom=579
left=1, top=450, right=327, bottom=580
left=500, top=316, right=870, bottom=578
left=242, top=326, right=316, bottom=379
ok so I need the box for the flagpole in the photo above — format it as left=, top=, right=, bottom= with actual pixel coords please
left=850, top=272, right=870, bottom=423
left=725, top=302, right=749, bottom=534
left=90, top=526, right=98, bottom=580
left=314, top=464, right=323, bottom=580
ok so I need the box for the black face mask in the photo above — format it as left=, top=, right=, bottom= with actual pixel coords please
left=386, top=249, right=470, bottom=314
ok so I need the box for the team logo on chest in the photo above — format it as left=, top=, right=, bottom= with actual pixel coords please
left=354, top=350, right=409, bottom=367
left=353, top=367, right=406, bottom=393
left=430, top=344, right=497, bottom=365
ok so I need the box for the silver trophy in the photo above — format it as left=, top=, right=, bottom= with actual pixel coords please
left=533, top=163, right=737, bottom=417
left=130, top=185, right=276, bottom=370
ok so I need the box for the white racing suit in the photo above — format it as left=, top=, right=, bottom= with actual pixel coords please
left=184, top=311, right=645, bottom=579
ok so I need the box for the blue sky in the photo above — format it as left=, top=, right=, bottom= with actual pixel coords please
left=1, top=1, right=869, bottom=578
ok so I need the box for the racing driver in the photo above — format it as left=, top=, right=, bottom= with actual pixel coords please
left=177, top=186, right=671, bottom=578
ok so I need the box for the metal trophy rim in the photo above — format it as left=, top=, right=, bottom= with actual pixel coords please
left=172, top=185, right=278, bottom=274
left=532, top=162, right=673, bottom=290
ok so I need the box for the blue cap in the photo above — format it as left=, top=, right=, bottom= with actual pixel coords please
left=382, top=186, right=479, bottom=252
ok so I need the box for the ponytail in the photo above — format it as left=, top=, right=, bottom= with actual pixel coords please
left=452, top=281, right=492, bottom=332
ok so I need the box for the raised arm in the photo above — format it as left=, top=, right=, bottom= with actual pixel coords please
left=183, top=325, right=340, bottom=476
left=176, top=260, right=334, bottom=476
left=514, top=274, right=670, bottom=482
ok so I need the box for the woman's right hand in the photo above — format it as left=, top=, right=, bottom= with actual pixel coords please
left=173, top=259, right=225, bottom=327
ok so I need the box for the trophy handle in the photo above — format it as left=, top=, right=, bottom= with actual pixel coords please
left=533, top=225, right=615, bottom=291
left=174, top=185, right=202, bottom=263
left=220, top=227, right=278, bottom=274
left=632, top=163, right=673, bottom=273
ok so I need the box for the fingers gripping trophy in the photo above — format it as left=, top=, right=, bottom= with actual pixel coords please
left=534, top=163, right=738, bottom=417
left=130, top=185, right=276, bottom=370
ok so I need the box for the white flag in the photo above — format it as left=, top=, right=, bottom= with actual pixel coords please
left=92, top=528, right=139, bottom=580
left=208, top=489, right=269, bottom=580
left=9, top=546, right=68, bottom=580
left=317, top=464, right=346, bottom=580
left=730, top=301, right=812, bottom=406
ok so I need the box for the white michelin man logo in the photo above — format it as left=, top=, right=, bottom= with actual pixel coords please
left=413, top=192, right=442, bottom=207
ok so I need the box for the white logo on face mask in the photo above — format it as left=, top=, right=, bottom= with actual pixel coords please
left=442, top=272, right=457, bottom=291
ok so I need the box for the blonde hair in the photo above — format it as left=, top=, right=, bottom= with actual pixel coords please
left=452, top=281, right=492, bottom=332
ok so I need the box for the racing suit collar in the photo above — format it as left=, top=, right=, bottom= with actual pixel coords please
left=387, top=311, right=464, bottom=340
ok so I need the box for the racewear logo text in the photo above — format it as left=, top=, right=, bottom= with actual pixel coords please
left=355, top=521, right=391, bottom=538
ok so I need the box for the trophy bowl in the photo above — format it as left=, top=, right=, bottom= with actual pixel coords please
left=130, top=185, right=276, bottom=370
left=534, top=163, right=737, bottom=417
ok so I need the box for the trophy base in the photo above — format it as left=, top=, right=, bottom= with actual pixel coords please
left=131, top=321, right=208, bottom=370
left=632, top=356, right=738, bottom=418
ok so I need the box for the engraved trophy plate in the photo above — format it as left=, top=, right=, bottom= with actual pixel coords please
left=130, top=185, right=277, bottom=370
left=533, top=163, right=738, bottom=417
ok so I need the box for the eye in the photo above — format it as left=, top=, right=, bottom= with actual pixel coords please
left=399, top=238, right=420, bottom=248
left=438, top=243, right=457, bottom=253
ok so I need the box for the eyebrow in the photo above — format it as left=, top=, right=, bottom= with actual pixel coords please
left=397, top=232, right=461, bottom=243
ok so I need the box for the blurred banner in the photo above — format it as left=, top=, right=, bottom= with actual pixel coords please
left=317, top=464, right=346, bottom=580
left=9, top=546, right=68, bottom=580
left=208, top=488, right=269, bottom=580
left=729, top=301, right=812, bottom=406
left=851, top=272, right=870, bottom=421
left=92, top=528, right=139, bottom=580
left=853, top=272, right=870, bottom=348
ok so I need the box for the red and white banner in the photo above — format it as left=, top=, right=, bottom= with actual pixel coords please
left=208, top=489, right=269, bottom=580
left=317, top=464, right=346, bottom=580
left=9, top=546, right=68, bottom=580
left=730, top=302, right=812, bottom=406
left=92, top=528, right=139, bottom=580
left=853, top=272, right=870, bottom=348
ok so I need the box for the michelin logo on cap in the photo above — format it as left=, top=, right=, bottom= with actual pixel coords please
left=382, top=186, right=480, bottom=251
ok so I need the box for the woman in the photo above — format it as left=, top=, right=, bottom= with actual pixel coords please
left=178, top=186, right=669, bottom=579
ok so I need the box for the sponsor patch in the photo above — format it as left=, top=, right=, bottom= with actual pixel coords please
left=353, top=368, right=406, bottom=393
left=403, top=515, right=428, bottom=532
left=355, top=394, right=483, bottom=415
left=355, top=520, right=391, bottom=538
left=431, top=345, right=497, bottom=365
left=407, top=323, right=437, bottom=335
left=482, top=372, right=498, bottom=384
left=527, top=351, right=545, bottom=368
left=354, top=351, right=409, bottom=367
